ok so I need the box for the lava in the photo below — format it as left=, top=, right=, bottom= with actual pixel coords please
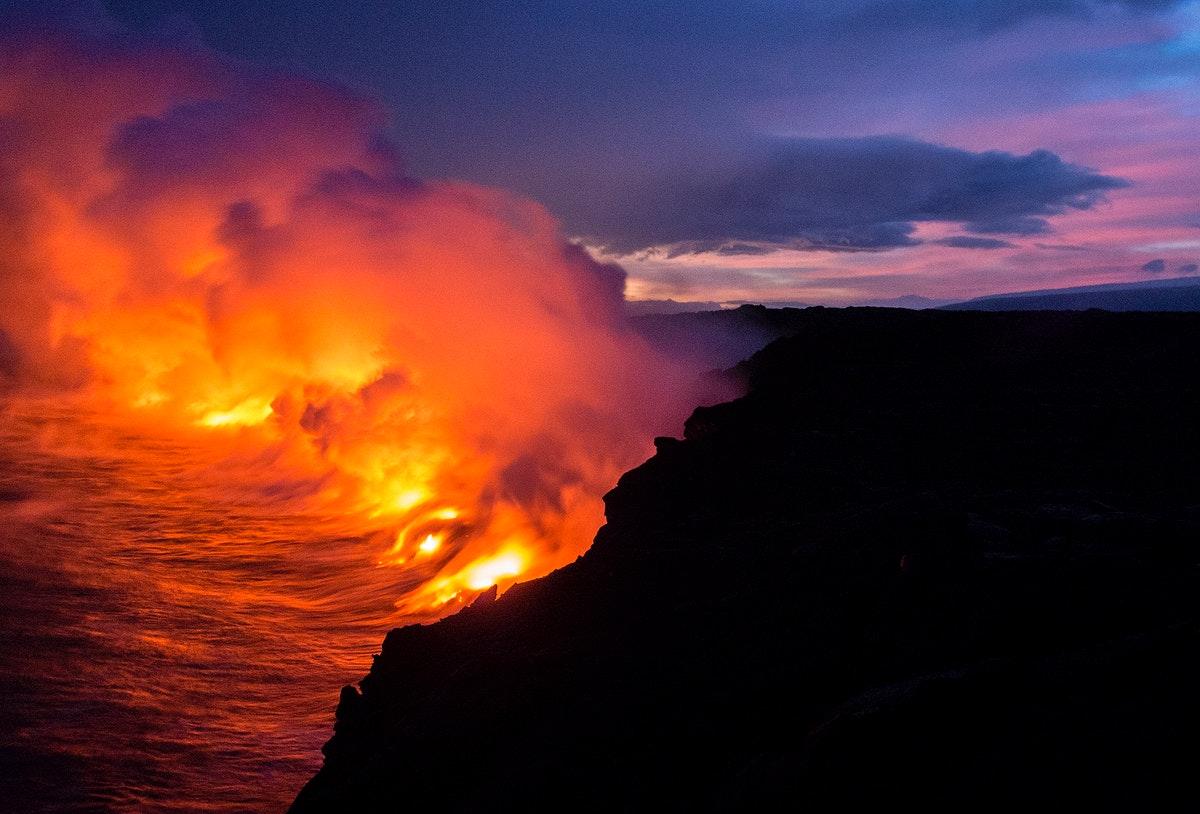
left=0, top=32, right=692, bottom=617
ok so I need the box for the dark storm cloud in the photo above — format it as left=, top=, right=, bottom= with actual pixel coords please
left=656, top=224, right=919, bottom=258
left=579, top=138, right=1125, bottom=255
left=1142, top=258, right=1167, bottom=273
left=933, top=236, right=1015, bottom=249
left=965, top=216, right=1053, bottom=236
left=1180, top=263, right=1199, bottom=275
left=715, top=243, right=776, bottom=256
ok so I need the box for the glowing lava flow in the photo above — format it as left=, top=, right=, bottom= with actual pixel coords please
left=0, top=32, right=692, bottom=617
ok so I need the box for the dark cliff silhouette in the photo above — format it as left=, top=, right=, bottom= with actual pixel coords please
left=293, top=308, right=1200, bottom=811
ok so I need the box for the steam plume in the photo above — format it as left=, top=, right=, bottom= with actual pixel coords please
left=0, top=32, right=691, bottom=612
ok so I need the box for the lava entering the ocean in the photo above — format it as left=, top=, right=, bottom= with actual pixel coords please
left=0, top=32, right=694, bottom=616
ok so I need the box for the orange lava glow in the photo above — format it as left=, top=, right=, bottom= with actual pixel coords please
left=0, top=34, right=692, bottom=617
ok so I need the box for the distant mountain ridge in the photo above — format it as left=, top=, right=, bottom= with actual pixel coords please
left=945, top=275, right=1200, bottom=311
left=854, top=294, right=953, bottom=309
left=626, top=275, right=1200, bottom=317
left=630, top=276, right=1200, bottom=374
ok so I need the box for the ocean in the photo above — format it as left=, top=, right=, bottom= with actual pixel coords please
left=0, top=405, right=420, bottom=812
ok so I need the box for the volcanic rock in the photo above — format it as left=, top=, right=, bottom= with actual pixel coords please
left=292, top=308, right=1200, bottom=811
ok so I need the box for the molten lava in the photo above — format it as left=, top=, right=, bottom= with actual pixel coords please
left=0, top=33, right=691, bottom=618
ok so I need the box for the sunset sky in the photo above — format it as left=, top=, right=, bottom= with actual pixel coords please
left=2, top=6, right=1198, bottom=810
left=8, top=0, right=1200, bottom=304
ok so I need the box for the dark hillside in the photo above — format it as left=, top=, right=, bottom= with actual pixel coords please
left=293, top=308, right=1200, bottom=811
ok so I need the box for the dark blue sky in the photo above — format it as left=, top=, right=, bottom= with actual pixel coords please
left=7, top=0, right=1200, bottom=301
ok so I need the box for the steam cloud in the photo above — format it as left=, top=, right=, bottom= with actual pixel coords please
left=0, top=31, right=692, bottom=612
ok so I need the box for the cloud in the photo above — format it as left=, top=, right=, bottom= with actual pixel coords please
left=78, top=0, right=1188, bottom=257
left=1180, top=263, right=1198, bottom=275
left=1142, top=258, right=1167, bottom=272
left=1034, top=242, right=1092, bottom=252
left=933, top=236, right=1015, bottom=249
left=715, top=243, right=776, bottom=256
left=965, top=215, right=1054, bottom=236
left=577, top=137, right=1125, bottom=256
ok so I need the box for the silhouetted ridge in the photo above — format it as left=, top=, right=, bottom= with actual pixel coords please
left=293, top=308, right=1200, bottom=811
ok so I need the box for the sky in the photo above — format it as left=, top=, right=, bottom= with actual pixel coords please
left=6, top=0, right=1200, bottom=304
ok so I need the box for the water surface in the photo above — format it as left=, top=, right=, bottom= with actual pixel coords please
left=0, top=406, right=421, bottom=812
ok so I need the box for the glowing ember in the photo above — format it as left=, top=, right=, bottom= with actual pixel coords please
left=463, top=551, right=526, bottom=590
left=390, top=489, right=429, bottom=514
left=198, top=399, right=275, bottom=428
